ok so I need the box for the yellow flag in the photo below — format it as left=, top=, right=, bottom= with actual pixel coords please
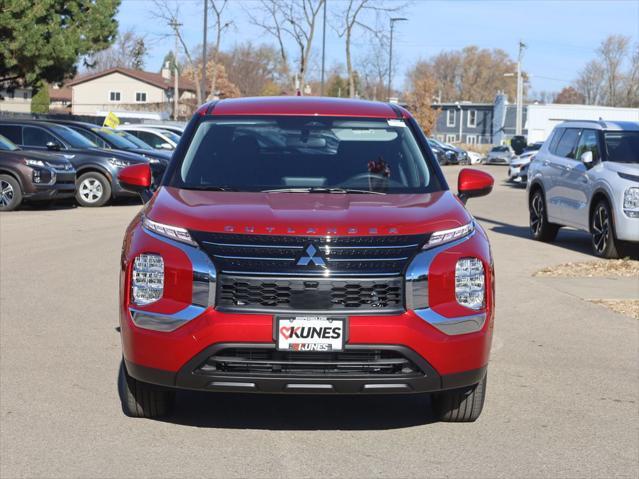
left=103, top=112, right=120, bottom=128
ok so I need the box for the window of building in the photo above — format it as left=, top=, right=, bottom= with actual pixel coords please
left=467, top=110, right=477, bottom=128
left=135, top=92, right=147, bottom=103
left=23, top=91, right=29, bottom=100
left=446, top=134, right=456, bottom=143
left=109, top=91, right=121, bottom=102
left=436, top=135, right=445, bottom=142
left=466, top=135, right=477, bottom=145
left=446, top=109, right=456, bottom=127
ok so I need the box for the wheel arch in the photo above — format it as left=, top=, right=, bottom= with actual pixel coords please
left=0, top=168, right=25, bottom=191
left=76, top=165, right=113, bottom=184
left=528, top=180, right=545, bottom=206
left=588, top=189, right=614, bottom=234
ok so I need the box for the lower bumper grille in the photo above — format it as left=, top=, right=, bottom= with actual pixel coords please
left=196, top=348, right=423, bottom=377
left=216, top=275, right=404, bottom=313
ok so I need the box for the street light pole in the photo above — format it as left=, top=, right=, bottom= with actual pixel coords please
left=387, top=17, right=407, bottom=102
left=169, top=19, right=182, bottom=121
left=201, top=0, right=208, bottom=102
left=320, top=0, right=327, bottom=96
left=516, top=40, right=526, bottom=136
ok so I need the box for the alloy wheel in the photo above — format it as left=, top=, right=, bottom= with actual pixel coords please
left=592, top=204, right=610, bottom=254
left=0, top=180, right=15, bottom=208
left=530, top=193, right=544, bottom=236
left=79, top=178, right=103, bottom=203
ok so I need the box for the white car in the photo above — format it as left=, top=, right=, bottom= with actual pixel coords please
left=137, top=124, right=184, bottom=136
left=467, top=151, right=483, bottom=164
left=527, top=120, right=639, bottom=258
left=116, top=126, right=180, bottom=150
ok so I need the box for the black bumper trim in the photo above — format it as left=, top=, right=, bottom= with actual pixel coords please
left=125, top=343, right=487, bottom=395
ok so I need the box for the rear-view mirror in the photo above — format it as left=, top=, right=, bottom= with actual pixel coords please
left=458, top=168, right=494, bottom=204
left=117, top=163, right=153, bottom=203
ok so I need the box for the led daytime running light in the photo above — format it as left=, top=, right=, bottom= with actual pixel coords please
left=426, top=222, right=474, bottom=248
left=142, top=216, right=197, bottom=246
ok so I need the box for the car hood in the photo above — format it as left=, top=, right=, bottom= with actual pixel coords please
left=145, top=187, right=473, bottom=236
left=604, top=161, right=639, bottom=176
left=64, top=148, right=150, bottom=164
left=127, top=148, right=172, bottom=162
left=511, top=155, right=533, bottom=166
left=0, top=149, right=73, bottom=167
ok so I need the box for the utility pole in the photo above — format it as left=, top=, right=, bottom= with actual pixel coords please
left=169, top=19, right=182, bottom=121
left=387, top=17, right=407, bottom=102
left=201, top=0, right=208, bottom=102
left=516, top=40, right=526, bottom=136
left=320, top=0, right=327, bottom=96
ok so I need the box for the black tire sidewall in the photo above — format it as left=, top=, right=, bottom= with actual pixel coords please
left=76, top=172, right=111, bottom=207
left=0, top=174, right=23, bottom=212
left=591, top=201, right=619, bottom=259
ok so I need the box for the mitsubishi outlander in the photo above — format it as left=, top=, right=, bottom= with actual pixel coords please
left=117, top=97, right=495, bottom=422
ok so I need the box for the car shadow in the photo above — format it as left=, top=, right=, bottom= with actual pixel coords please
left=474, top=215, right=594, bottom=256
left=162, top=389, right=438, bottom=430
left=18, top=196, right=142, bottom=211
left=117, top=361, right=437, bottom=430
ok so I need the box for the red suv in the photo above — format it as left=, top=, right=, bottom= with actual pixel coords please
left=117, top=97, right=495, bottom=422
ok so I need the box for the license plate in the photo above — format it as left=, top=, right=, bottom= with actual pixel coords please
left=276, top=316, right=345, bottom=352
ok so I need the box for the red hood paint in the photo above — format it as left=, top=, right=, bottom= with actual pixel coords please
left=145, top=186, right=472, bottom=236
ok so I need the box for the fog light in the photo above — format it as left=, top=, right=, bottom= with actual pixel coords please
left=132, top=254, right=164, bottom=305
left=455, top=258, right=485, bottom=310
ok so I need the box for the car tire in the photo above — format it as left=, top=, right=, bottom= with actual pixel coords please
left=432, top=373, right=487, bottom=422
left=118, top=361, right=175, bottom=418
left=591, top=200, right=621, bottom=259
left=529, top=189, right=559, bottom=242
left=76, top=172, right=111, bottom=207
left=0, top=174, right=23, bottom=212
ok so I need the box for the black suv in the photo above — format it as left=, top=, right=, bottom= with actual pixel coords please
left=52, top=121, right=171, bottom=176
left=0, top=120, right=150, bottom=207
left=0, top=134, right=75, bottom=211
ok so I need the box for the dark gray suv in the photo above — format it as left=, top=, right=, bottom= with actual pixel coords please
left=0, top=120, right=151, bottom=207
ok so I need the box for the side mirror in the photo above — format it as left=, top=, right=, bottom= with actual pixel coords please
left=159, top=142, right=174, bottom=150
left=117, top=163, right=153, bottom=202
left=458, top=168, right=494, bottom=204
left=46, top=141, right=61, bottom=151
left=580, top=151, right=593, bottom=165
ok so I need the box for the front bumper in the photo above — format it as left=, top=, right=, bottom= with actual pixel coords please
left=24, top=169, right=76, bottom=200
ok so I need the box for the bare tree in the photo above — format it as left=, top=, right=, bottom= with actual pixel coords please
left=622, top=43, right=639, bottom=107
left=220, top=42, right=285, bottom=96
left=574, top=60, right=605, bottom=105
left=404, top=62, right=439, bottom=134
left=152, top=0, right=202, bottom=104
left=553, top=86, right=585, bottom=104
left=87, top=28, right=148, bottom=72
left=357, top=34, right=390, bottom=100
left=598, top=35, right=630, bottom=107
left=208, top=0, right=233, bottom=99
left=333, top=0, right=403, bottom=98
left=249, top=0, right=325, bottom=93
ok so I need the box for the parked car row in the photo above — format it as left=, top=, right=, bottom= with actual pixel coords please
left=426, top=138, right=481, bottom=165
left=0, top=119, right=183, bottom=211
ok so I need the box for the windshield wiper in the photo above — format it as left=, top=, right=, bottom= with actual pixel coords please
left=261, top=187, right=386, bottom=195
left=182, top=185, right=238, bottom=191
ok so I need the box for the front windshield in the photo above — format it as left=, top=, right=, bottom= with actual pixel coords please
left=118, top=130, right=153, bottom=149
left=92, top=128, right=138, bottom=149
left=160, top=130, right=181, bottom=144
left=173, top=117, right=442, bottom=194
left=0, top=134, right=18, bottom=151
left=605, top=131, right=639, bottom=164
left=49, top=124, right=97, bottom=149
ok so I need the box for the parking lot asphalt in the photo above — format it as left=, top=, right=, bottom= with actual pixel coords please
left=1, top=165, right=637, bottom=478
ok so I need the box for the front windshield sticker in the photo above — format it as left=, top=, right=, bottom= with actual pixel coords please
left=387, top=119, right=406, bottom=128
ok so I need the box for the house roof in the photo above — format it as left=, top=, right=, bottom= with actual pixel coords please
left=66, top=67, right=197, bottom=93
left=48, top=85, right=72, bottom=102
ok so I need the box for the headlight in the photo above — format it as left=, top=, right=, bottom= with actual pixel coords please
left=132, top=254, right=164, bottom=305
left=24, top=159, right=45, bottom=167
left=142, top=216, right=197, bottom=246
left=455, top=257, right=485, bottom=310
left=108, top=157, right=131, bottom=168
left=623, top=187, right=639, bottom=217
left=426, top=222, right=474, bottom=248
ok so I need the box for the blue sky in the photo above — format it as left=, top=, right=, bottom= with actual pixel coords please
left=117, top=0, right=639, bottom=96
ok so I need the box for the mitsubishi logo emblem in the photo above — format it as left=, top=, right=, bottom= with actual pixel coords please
left=297, top=244, right=325, bottom=266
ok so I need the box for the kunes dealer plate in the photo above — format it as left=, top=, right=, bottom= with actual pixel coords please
left=276, top=316, right=345, bottom=352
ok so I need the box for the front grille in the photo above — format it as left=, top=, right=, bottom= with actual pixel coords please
left=217, top=275, right=403, bottom=313
left=189, top=231, right=426, bottom=277
left=195, top=348, right=422, bottom=377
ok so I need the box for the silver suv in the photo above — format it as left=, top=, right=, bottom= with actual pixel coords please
left=527, top=120, right=638, bottom=258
